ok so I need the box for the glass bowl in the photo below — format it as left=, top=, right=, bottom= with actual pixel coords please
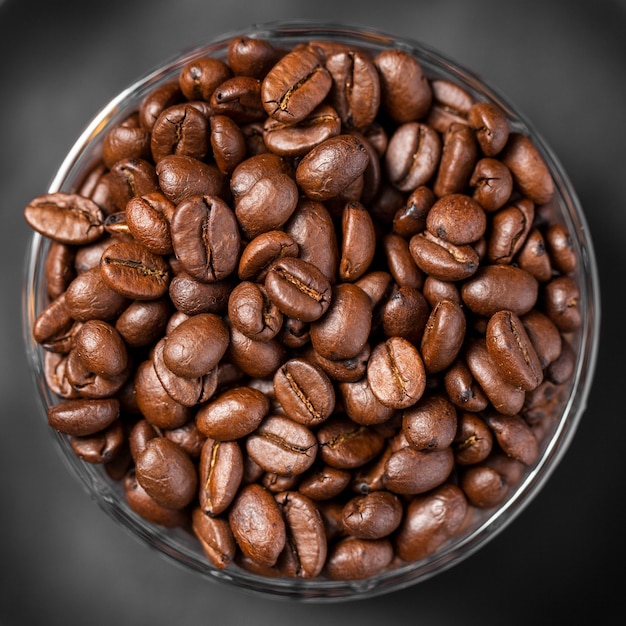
left=22, top=20, right=600, bottom=601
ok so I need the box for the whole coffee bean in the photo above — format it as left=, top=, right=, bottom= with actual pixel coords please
left=263, top=103, right=342, bottom=157
left=263, top=473, right=299, bottom=494
left=168, top=273, right=232, bottom=316
left=125, top=192, right=175, bottom=256
left=273, top=358, right=335, bottom=426
left=108, top=158, right=159, bottom=211
left=230, top=152, right=292, bottom=199
left=246, top=415, right=318, bottom=476
left=394, top=483, right=468, bottom=562
left=228, top=325, right=286, bottom=379
left=262, top=47, right=332, bottom=124
left=209, top=114, right=247, bottom=175
left=501, top=133, right=554, bottom=205
left=163, top=313, right=229, bottom=379
left=317, top=417, right=384, bottom=470
left=179, top=55, right=232, bottom=101
left=374, top=48, right=432, bottom=123
left=547, top=337, right=576, bottom=385
left=227, top=36, right=279, bottom=79
left=47, top=397, right=119, bottom=437
left=453, top=412, right=493, bottom=465
left=198, top=438, right=243, bottom=516
left=426, top=194, right=487, bottom=245
left=467, top=101, right=510, bottom=156
left=385, top=122, right=441, bottom=192
left=521, top=309, right=562, bottom=369
left=45, top=241, right=76, bottom=299
left=156, top=155, right=226, bottom=205
left=33, top=293, right=74, bottom=349
left=285, top=198, right=339, bottom=284
left=486, top=310, right=543, bottom=391
left=229, top=484, right=286, bottom=567
left=296, top=134, right=369, bottom=201
left=234, top=172, right=299, bottom=239
left=73, top=319, right=128, bottom=379
left=469, top=158, right=513, bottom=212
left=196, top=386, right=269, bottom=441
left=517, top=228, right=553, bottom=282
left=275, top=491, right=327, bottom=578
left=338, top=377, right=395, bottom=426
left=209, top=76, right=265, bottom=124
left=339, top=201, right=376, bottom=282
left=444, top=360, right=489, bottom=413
left=298, top=465, right=352, bottom=501
left=367, top=337, right=426, bottom=409
left=124, top=470, right=189, bottom=528
left=545, top=223, right=577, bottom=274
left=460, top=464, right=509, bottom=509
left=433, top=123, right=478, bottom=198
left=265, top=257, right=332, bottom=323
left=304, top=343, right=371, bottom=383
left=422, top=276, right=461, bottom=307
left=135, top=437, right=198, bottom=509
left=115, top=298, right=171, bottom=348
left=171, top=195, right=241, bottom=283
left=402, top=393, right=458, bottom=452
left=73, top=237, right=114, bottom=274
left=192, top=508, right=236, bottom=570
left=461, top=265, right=538, bottom=317
left=44, top=352, right=80, bottom=399
left=543, top=275, right=581, bottom=332
left=420, top=298, right=466, bottom=374
left=383, top=445, right=454, bottom=495
left=409, top=231, right=479, bottom=282
left=138, top=81, right=183, bottom=131
left=228, top=281, right=282, bottom=342
left=238, top=230, right=299, bottom=282
left=129, top=419, right=158, bottom=462
left=381, top=285, right=430, bottom=344
left=69, top=419, right=126, bottom=465
left=483, top=412, right=539, bottom=466
left=393, top=185, right=435, bottom=238
left=310, top=283, right=372, bottom=361
left=465, top=339, right=526, bottom=416
left=100, top=241, right=170, bottom=300
left=24, top=193, right=106, bottom=245
left=102, top=116, right=151, bottom=169
left=341, top=490, right=403, bottom=539
left=383, top=233, right=424, bottom=289
left=426, top=79, right=474, bottom=133
left=278, top=316, right=310, bottom=349
left=324, top=537, right=393, bottom=580
left=150, top=103, right=209, bottom=163
left=64, top=267, right=129, bottom=322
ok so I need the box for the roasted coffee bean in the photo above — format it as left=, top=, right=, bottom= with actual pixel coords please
left=64, top=267, right=129, bottom=322
left=273, top=358, right=335, bottom=426
left=265, top=257, right=332, bottom=323
left=227, top=36, right=279, bottom=79
left=179, top=55, right=232, bottom=101
left=521, top=309, right=562, bottom=369
left=164, top=420, right=206, bottom=458
left=385, top=122, right=441, bottom=192
left=460, top=463, right=509, bottom=509
left=317, top=417, right=384, bottom=470
left=102, top=115, right=151, bottom=169
left=298, top=464, right=352, bottom=501
left=115, top=298, right=171, bottom=348
left=341, top=490, right=403, bottom=539
left=393, top=185, right=435, bottom=238
left=229, top=483, right=286, bottom=567
left=150, top=103, right=209, bottom=163
left=420, top=298, right=466, bottom=374
left=192, top=508, right=236, bottom=570
left=444, top=359, right=489, bottom=413
left=296, top=134, right=369, bottom=201
left=108, top=158, right=159, bottom=211
left=171, top=195, right=240, bottom=283
left=209, top=114, right=247, bottom=175
left=325, top=536, right=394, bottom=580
left=275, top=491, right=327, bottom=578
left=168, top=273, right=232, bottom=316
left=310, top=283, right=372, bottom=360
left=433, top=123, right=478, bottom=198
left=228, top=281, right=283, bottom=342
left=33, top=293, right=74, bottom=349
left=73, top=319, right=128, bottom=379
left=545, top=223, right=577, bottom=274
left=367, top=337, right=426, bottom=409
left=45, top=241, right=76, bottom=299
left=209, top=76, right=265, bottom=124
left=197, top=386, right=269, bottom=441
left=410, top=231, right=479, bottom=282
left=138, top=81, right=183, bottom=131
left=339, top=201, right=376, bottom=282
left=453, top=412, right=493, bottom=466
left=262, top=47, right=332, bottom=124
left=426, top=194, right=486, bottom=245
left=469, top=158, right=513, bottom=212
left=422, top=276, right=461, bottom=307
left=44, top=352, right=80, bottom=399
left=228, top=325, right=286, bottom=379
left=402, top=394, right=458, bottom=452
left=381, top=285, right=429, bottom=344
left=125, top=193, right=175, bottom=255
left=69, top=419, right=126, bottom=465
left=467, top=102, right=510, bottom=157
left=47, top=397, right=119, bottom=437
left=394, top=483, right=468, bottom=562
left=238, top=230, right=299, bottom=282
left=135, top=437, right=197, bottom=509
left=230, top=152, right=291, bottom=199
left=338, top=376, right=395, bottom=426
left=25, top=193, right=106, bottom=245
left=198, top=438, right=243, bottom=516
left=374, top=48, right=432, bottom=123
left=483, top=412, right=539, bottom=466
left=156, top=155, right=226, bottom=205
left=543, top=275, right=581, bottom=332
left=517, top=227, right=553, bottom=282
left=426, top=79, right=473, bottom=133
left=383, top=233, right=424, bottom=289
left=486, top=310, right=543, bottom=391
left=305, top=343, right=371, bottom=383
left=246, top=415, right=318, bottom=476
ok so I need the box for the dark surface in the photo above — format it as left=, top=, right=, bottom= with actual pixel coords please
left=1, top=0, right=624, bottom=624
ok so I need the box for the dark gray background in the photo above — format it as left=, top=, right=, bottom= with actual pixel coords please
left=1, top=0, right=624, bottom=624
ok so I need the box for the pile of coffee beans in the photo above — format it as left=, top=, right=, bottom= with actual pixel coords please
left=25, top=34, right=581, bottom=582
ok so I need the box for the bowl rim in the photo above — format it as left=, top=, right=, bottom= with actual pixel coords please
left=21, top=19, right=601, bottom=601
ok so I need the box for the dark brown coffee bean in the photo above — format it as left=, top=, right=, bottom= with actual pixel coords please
left=543, top=275, right=581, bottom=332
left=420, top=298, right=466, bottom=374
left=393, top=185, right=434, bottom=238
left=197, top=386, right=269, bottom=441
left=227, top=36, right=279, bottom=79
left=545, top=223, right=577, bottom=274
left=338, top=377, right=395, bottom=426
left=385, top=122, right=441, bottom=192
left=192, top=508, right=236, bottom=570
left=381, top=285, right=429, bottom=345
left=265, top=257, right=332, bottom=323
left=383, top=233, right=424, bottom=289
left=24, top=193, right=105, bottom=245
left=170, top=195, right=240, bottom=283
left=262, top=47, right=332, bottom=124
left=209, top=114, right=247, bottom=175
left=410, top=231, right=479, bottom=282
left=433, top=123, right=478, bottom=198
left=229, top=281, right=283, bottom=342
left=43, top=353, right=82, bottom=399
left=138, top=81, right=183, bottom=131
left=107, top=158, right=159, bottom=211
left=115, top=298, right=171, bottom=348
left=228, top=325, right=286, bottom=379
left=467, top=102, right=510, bottom=157
left=134, top=437, right=197, bottom=510
left=238, top=230, right=299, bottom=282
left=339, top=201, right=376, bottom=282
left=501, top=133, right=554, bottom=205
left=444, top=359, right=489, bottom=412
left=486, top=310, right=543, bottom=391
left=273, top=358, right=335, bottom=426
left=426, top=79, right=474, bottom=132
left=178, top=55, right=232, bottom=101
left=517, top=227, right=553, bottom=282
left=129, top=419, right=158, bottom=462
left=521, top=309, right=562, bottom=369
left=461, top=265, right=538, bottom=317
left=394, top=483, right=468, bottom=562
left=422, top=276, right=461, bottom=307
left=73, top=319, right=128, bottom=378
left=230, top=152, right=292, bottom=199
left=168, top=273, right=232, bottom=316
left=102, top=115, right=151, bottom=169
left=374, top=48, right=432, bottom=123
left=483, top=412, right=539, bottom=466
left=402, top=393, right=458, bottom=452
left=310, top=283, right=372, bottom=360
left=100, top=241, right=170, bottom=300
left=125, top=193, right=175, bottom=256
left=453, top=412, right=493, bottom=465
left=367, top=337, right=426, bottom=409
left=246, top=415, right=318, bottom=476
left=470, top=158, right=513, bottom=212
left=317, top=417, right=385, bottom=470
left=275, top=491, right=327, bottom=578
left=150, top=103, right=209, bottom=163
left=229, top=484, right=286, bottom=567
left=198, top=438, right=243, bottom=516
left=45, top=241, right=76, bottom=299
left=64, top=267, right=129, bottom=322
left=69, top=419, right=126, bottom=465
left=32, top=293, right=74, bottom=349
left=164, top=420, right=206, bottom=458
left=487, top=198, right=534, bottom=265
left=209, top=76, right=265, bottom=124
left=47, top=397, right=119, bottom=437
left=325, top=536, right=394, bottom=581
left=460, top=464, right=509, bottom=509
left=296, top=134, right=370, bottom=201
left=304, top=343, right=371, bottom=383
left=426, top=194, right=486, bottom=245
left=341, top=490, right=402, bottom=539
left=298, top=465, right=351, bottom=501
left=156, top=155, right=226, bottom=205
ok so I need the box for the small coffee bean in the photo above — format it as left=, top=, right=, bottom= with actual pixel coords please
left=324, top=537, right=394, bottom=580
left=168, top=273, right=232, bottom=316
left=517, top=228, right=553, bottom=282
left=298, top=465, right=352, bottom=501
left=317, top=417, right=384, bottom=470
left=426, top=79, right=473, bottom=133
left=198, top=438, right=243, bottom=516
left=402, top=393, right=458, bottom=452
left=45, top=241, right=76, bottom=299
left=467, top=101, right=510, bottom=156
left=47, top=397, right=119, bottom=437
left=433, top=123, right=478, bottom=198
left=228, top=325, right=286, bottom=379
left=228, top=281, right=283, bottom=342
left=409, top=231, right=479, bottom=282
left=150, top=103, right=209, bottom=163
left=338, top=376, right=395, bottom=426
left=339, top=201, right=376, bottom=282
left=426, top=194, right=487, bottom=245
left=543, top=275, right=582, bottom=332
left=227, top=36, right=279, bottom=79
left=209, top=76, right=265, bottom=124
left=521, top=309, right=562, bottom=369
left=115, top=298, right=171, bottom=348
left=192, top=508, right=236, bottom=570
left=73, top=319, right=128, bottom=379
left=125, top=193, right=175, bottom=256
left=453, top=412, right=493, bottom=466
left=483, top=412, right=539, bottom=466
left=341, top=490, right=403, bottom=539
left=420, top=298, right=466, bottom=374
left=545, top=223, right=577, bottom=274
left=383, top=445, right=454, bottom=495
left=238, top=230, right=299, bottom=282
left=469, top=158, right=513, bottom=212
left=156, top=155, right=226, bottom=205
left=179, top=55, right=232, bottom=101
